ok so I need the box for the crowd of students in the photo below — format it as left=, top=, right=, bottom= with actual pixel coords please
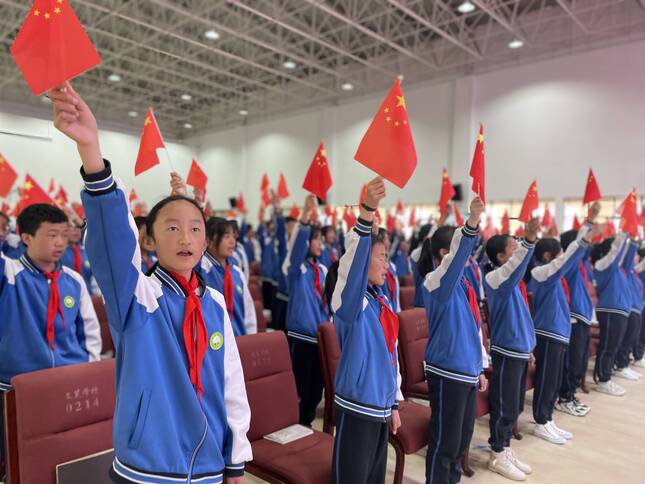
left=0, top=82, right=643, bottom=484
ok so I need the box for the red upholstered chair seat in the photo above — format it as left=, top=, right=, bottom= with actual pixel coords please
left=399, top=286, right=415, bottom=310
left=91, top=294, right=114, bottom=356
left=399, top=274, right=414, bottom=287
left=397, top=308, right=429, bottom=400
left=393, top=401, right=431, bottom=454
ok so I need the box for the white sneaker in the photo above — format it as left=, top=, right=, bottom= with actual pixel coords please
left=504, top=447, right=532, bottom=475
left=594, top=380, right=626, bottom=396
left=555, top=400, right=585, bottom=417
left=572, top=398, right=591, bottom=416
left=632, top=359, right=645, bottom=369
left=533, top=423, right=566, bottom=444
left=626, top=367, right=641, bottom=380
left=548, top=420, right=573, bottom=440
left=488, top=450, right=527, bottom=481
left=614, top=367, right=640, bottom=381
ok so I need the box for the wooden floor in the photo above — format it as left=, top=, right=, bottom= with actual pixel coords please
left=246, top=360, right=645, bottom=484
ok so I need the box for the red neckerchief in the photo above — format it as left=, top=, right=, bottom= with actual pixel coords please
left=561, top=277, right=570, bottom=305
left=223, top=263, right=234, bottom=317
left=310, top=261, right=324, bottom=300
left=171, top=271, right=208, bottom=398
left=463, top=278, right=481, bottom=328
left=71, top=246, right=82, bottom=274
left=519, top=280, right=530, bottom=308
left=373, top=292, right=399, bottom=367
left=385, top=268, right=397, bottom=303
left=43, top=270, right=65, bottom=350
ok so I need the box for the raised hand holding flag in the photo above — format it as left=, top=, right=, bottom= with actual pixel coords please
left=134, top=108, right=166, bottom=176
left=439, top=169, right=456, bottom=214
left=518, top=181, right=539, bottom=223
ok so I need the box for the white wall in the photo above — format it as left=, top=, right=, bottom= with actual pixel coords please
left=0, top=112, right=196, bottom=207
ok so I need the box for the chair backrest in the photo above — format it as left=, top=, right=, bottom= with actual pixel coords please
left=318, top=323, right=340, bottom=394
left=397, top=308, right=428, bottom=396
left=248, top=282, right=263, bottom=304
left=4, top=359, right=116, bottom=484
left=91, top=294, right=114, bottom=356
left=250, top=261, right=261, bottom=276
left=399, top=286, right=415, bottom=310
left=399, top=274, right=414, bottom=287
left=254, top=300, right=267, bottom=333
left=236, top=332, right=299, bottom=442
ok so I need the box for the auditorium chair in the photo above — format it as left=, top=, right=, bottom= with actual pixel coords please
left=253, top=300, right=267, bottom=333
left=397, top=308, right=429, bottom=400
left=248, top=282, right=263, bottom=305
left=3, top=359, right=115, bottom=484
left=399, top=286, right=416, bottom=310
left=91, top=294, right=114, bottom=358
left=317, top=323, right=430, bottom=484
left=236, top=332, right=333, bottom=483
left=399, top=274, right=414, bottom=287
left=250, top=261, right=261, bottom=277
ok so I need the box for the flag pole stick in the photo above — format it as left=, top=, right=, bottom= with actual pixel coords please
left=163, top=147, right=176, bottom=173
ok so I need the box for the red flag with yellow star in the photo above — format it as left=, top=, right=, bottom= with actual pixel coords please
left=277, top=173, right=290, bottom=199
left=453, top=204, right=464, bottom=226
left=54, top=186, right=68, bottom=206
left=134, top=107, right=165, bottom=176
left=354, top=80, right=417, bottom=188
left=582, top=169, right=601, bottom=204
left=186, top=159, right=208, bottom=192
left=303, top=142, right=333, bottom=201
left=236, top=193, right=247, bottom=214
left=0, top=154, right=18, bottom=198
left=518, top=181, right=539, bottom=223
left=439, top=169, right=456, bottom=214
left=16, top=174, right=55, bottom=212
left=619, top=190, right=638, bottom=236
left=469, top=124, right=486, bottom=203
left=10, top=0, right=101, bottom=96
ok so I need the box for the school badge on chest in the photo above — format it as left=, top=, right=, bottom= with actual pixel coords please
left=236, top=285, right=243, bottom=295
left=63, top=295, right=75, bottom=309
left=209, top=332, right=224, bottom=351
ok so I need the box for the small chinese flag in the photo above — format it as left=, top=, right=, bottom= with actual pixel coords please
left=0, top=154, right=19, bottom=198
left=16, top=174, right=55, bottom=212
left=396, top=200, right=404, bottom=215
left=260, top=173, right=270, bottom=192
left=324, top=204, right=333, bottom=218
left=518, top=181, right=539, bottom=223
left=582, top=169, right=601, bottom=204
left=303, top=142, right=333, bottom=201
left=1, top=201, right=9, bottom=214
left=54, top=186, right=68, bottom=206
left=277, top=173, right=290, bottom=199
left=186, top=159, right=208, bottom=192
left=354, top=80, right=417, bottom=188
left=129, top=188, right=138, bottom=203
left=572, top=214, right=582, bottom=231
left=439, top=169, right=456, bottom=214
left=409, top=207, right=416, bottom=227
left=204, top=201, right=213, bottom=220
left=386, top=213, right=396, bottom=233
left=133, top=203, right=145, bottom=218
left=541, top=205, right=552, bottom=228
left=134, top=108, right=165, bottom=176
left=47, top=178, right=55, bottom=195
left=501, top=210, right=510, bottom=234
left=236, top=193, right=247, bottom=214
left=469, top=124, right=486, bottom=203
left=619, top=190, right=638, bottom=236
left=71, top=201, right=84, bottom=219
left=257, top=205, right=265, bottom=224
left=343, top=207, right=357, bottom=229
left=261, top=188, right=271, bottom=208
left=289, top=203, right=300, bottom=220
left=10, top=0, right=102, bottom=96
left=453, top=204, right=464, bottom=226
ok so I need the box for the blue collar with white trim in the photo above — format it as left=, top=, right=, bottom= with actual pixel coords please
left=152, top=265, right=204, bottom=298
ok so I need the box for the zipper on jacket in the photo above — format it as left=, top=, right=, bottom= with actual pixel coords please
left=50, top=348, right=56, bottom=368
left=187, top=411, right=208, bottom=483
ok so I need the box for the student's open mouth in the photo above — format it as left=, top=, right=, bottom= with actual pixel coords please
left=177, top=250, right=193, bottom=257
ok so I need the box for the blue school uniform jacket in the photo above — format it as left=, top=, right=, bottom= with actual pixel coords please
left=1, top=232, right=24, bottom=259
left=61, top=244, right=95, bottom=294
left=257, top=223, right=277, bottom=284
left=380, top=261, right=401, bottom=313
left=484, top=238, right=536, bottom=360
left=422, top=224, right=483, bottom=384
left=392, top=244, right=411, bottom=277
left=594, top=232, right=631, bottom=317
left=283, top=222, right=327, bottom=343
left=530, top=238, right=590, bottom=344
left=621, top=240, right=643, bottom=314
left=80, top=162, right=252, bottom=483
left=331, top=219, right=403, bottom=421
left=275, top=215, right=289, bottom=300
left=410, top=246, right=424, bottom=308
left=319, top=244, right=339, bottom=269
left=637, top=258, right=645, bottom=307
left=0, top=253, right=101, bottom=386
left=198, top=252, right=257, bottom=336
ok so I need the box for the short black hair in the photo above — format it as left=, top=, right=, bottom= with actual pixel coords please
left=485, top=234, right=512, bottom=268
left=637, top=246, right=645, bottom=258
left=591, top=237, right=613, bottom=265
left=322, top=225, right=335, bottom=238
left=416, top=238, right=435, bottom=279
left=430, top=226, right=456, bottom=261
left=309, top=225, right=322, bottom=243
left=560, top=229, right=577, bottom=251
left=134, top=216, right=147, bottom=231
left=535, top=238, right=562, bottom=264
left=206, top=217, right=233, bottom=248
left=285, top=216, right=296, bottom=224
left=146, top=195, right=205, bottom=239
left=17, top=204, right=67, bottom=236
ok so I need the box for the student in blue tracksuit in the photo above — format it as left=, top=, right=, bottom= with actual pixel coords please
left=411, top=239, right=428, bottom=308
left=591, top=231, right=632, bottom=397
left=633, top=250, right=645, bottom=368
left=420, top=197, right=488, bottom=484
left=284, top=194, right=328, bottom=426
left=319, top=225, right=340, bottom=269
left=528, top=223, right=595, bottom=445
left=257, top=219, right=277, bottom=310
left=60, top=208, right=97, bottom=294
left=615, top=237, right=643, bottom=381
left=325, top=178, right=402, bottom=484
left=391, top=237, right=411, bottom=277
left=378, top=227, right=401, bottom=313
left=483, top=217, right=539, bottom=481
left=199, top=217, right=257, bottom=337
left=272, top=204, right=292, bottom=332
left=556, top=208, right=600, bottom=417
left=230, top=221, right=250, bottom=283
left=50, top=83, right=251, bottom=484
